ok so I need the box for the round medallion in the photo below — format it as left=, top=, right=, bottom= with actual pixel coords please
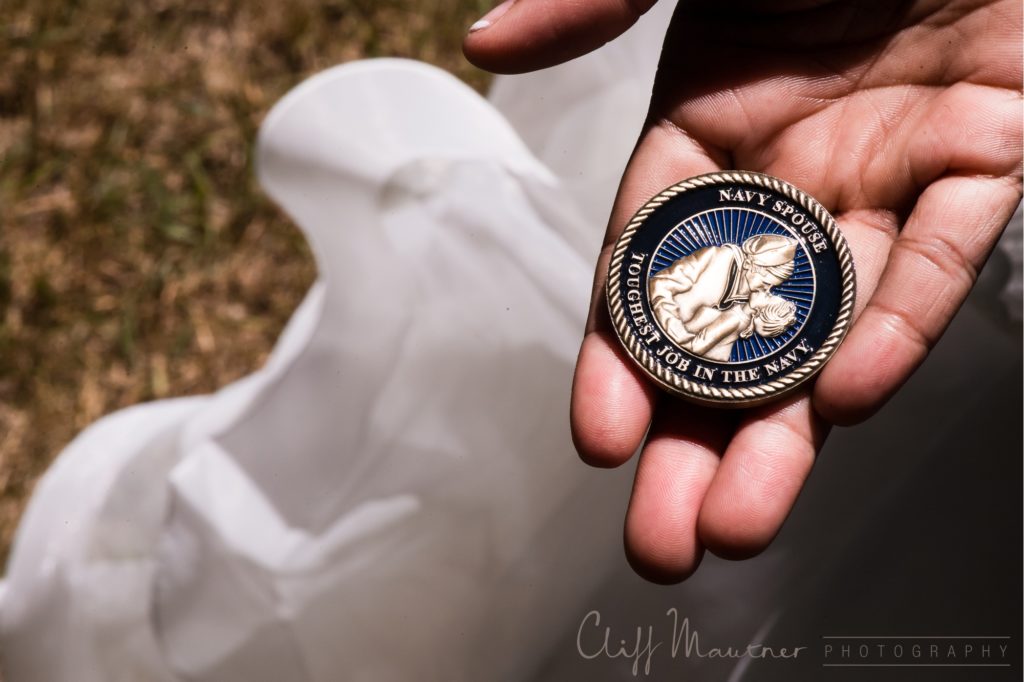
left=607, top=171, right=856, bottom=407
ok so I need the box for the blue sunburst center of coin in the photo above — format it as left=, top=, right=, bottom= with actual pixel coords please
left=650, top=207, right=814, bottom=363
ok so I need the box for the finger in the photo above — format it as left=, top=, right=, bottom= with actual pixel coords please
left=624, top=402, right=735, bottom=583
left=815, top=175, right=1023, bottom=424
left=697, top=391, right=828, bottom=559
left=463, top=0, right=660, bottom=74
left=829, top=208, right=900, bottom=319
left=571, top=329, right=658, bottom=468
left=570, top=123, right=725, bottom=466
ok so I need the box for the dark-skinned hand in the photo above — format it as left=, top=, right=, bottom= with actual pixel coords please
left=464, top=0, right=1023, bottom=583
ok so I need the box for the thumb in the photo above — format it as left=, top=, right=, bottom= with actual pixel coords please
left=463, top=0, right=661, bottom=74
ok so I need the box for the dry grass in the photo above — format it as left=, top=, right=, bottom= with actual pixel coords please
left=0, top=0, right=491, bottom=565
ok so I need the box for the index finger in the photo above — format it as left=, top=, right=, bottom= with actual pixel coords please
left=815, top=174, right=1022, bottom=424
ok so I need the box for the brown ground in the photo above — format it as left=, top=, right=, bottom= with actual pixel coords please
left=0, top=0, right=491, bottom=566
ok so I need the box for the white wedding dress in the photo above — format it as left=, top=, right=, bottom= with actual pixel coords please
left=1, top=3, right=1019, bottom=680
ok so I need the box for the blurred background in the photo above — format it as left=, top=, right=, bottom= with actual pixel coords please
left=0, top=0, right=492, bottom=565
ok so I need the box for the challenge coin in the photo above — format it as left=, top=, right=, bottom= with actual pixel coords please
left=606, top=171, right=856, bottom=407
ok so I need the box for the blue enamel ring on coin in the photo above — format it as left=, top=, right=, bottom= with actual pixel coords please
left=607, top=171, right=856, bottom=407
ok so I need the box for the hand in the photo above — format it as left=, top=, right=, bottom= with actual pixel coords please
left=465, top=0, right=1023, bottom=583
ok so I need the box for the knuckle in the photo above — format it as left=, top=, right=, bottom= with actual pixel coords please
left=869, top=298, right=933, bottom=352
left=891, top=232, right=978, bottom=286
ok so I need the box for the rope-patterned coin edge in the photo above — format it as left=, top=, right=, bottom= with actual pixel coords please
left=606, top=171, right=857, bottom=406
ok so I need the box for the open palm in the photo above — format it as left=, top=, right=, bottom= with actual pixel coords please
left=466, top=0, right=1022, bottom=583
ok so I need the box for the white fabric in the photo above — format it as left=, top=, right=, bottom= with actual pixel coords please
left=0, top=3, right=678, bottom=677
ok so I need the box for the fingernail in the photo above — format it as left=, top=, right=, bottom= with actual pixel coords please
left=469, top=0, right=515, bottom=33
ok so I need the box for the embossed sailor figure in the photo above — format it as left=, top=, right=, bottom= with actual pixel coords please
left=648, top=234, right=799, bottom=361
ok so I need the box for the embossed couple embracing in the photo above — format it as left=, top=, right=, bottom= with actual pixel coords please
left=649, top=234, right=799, bottom=362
